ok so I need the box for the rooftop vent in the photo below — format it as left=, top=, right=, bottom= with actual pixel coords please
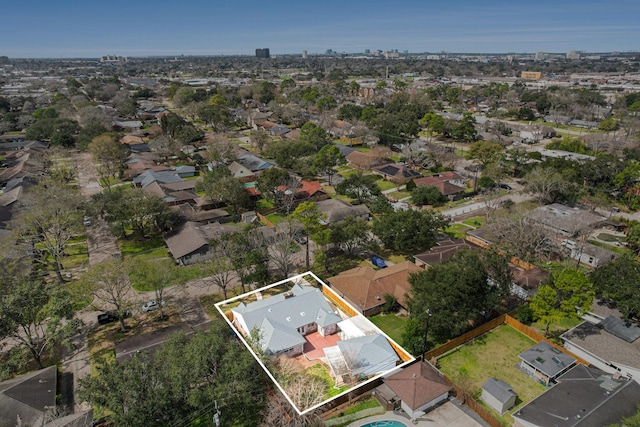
left=283, top=291, right=294, bottom=299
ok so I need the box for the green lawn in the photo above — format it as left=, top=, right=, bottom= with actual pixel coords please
left=303, top=363, right=349, bottom=398
left=438, top=324, right=546, bottom=426
left=119, top=235, right=167, bottom=258
left=388, top=190, right=410, bottom=200
left=369, top=313, right=408, bottom=344
left=462, top=216, right=486, bottom=228
left=445, top=223, right=473, bottom=239
left=375, top=179, right=397, bottom=191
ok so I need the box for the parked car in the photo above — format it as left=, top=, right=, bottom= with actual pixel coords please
left=294, top=236, right=307, bottom=245
left=141, top=300, right=163, bottom=313
left=97, top=310, right=131, bottom=325
left=83, top=216, right=92, bottom=226
left=371, top=255, right=387, bottom=268
left=499, top=183, right=512, bottom=190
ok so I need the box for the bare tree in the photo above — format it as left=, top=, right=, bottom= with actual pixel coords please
left=269, top=233, right=298, bottom=279
left=207, top=238, right=238, bottom=300
left=83, top=258, right=134, bottom=331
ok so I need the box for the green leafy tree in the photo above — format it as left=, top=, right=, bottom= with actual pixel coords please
left=411, top=185, right=444, bottom=206
left=419, top=113, right=445, bottom=137
left=450, top=112, right=477, bottom=142
left=300, top=122, right=328, bottom=150
left=316, top=96, right=337, bottom=112
left=403, top=249, right=501, bottom=352
left=88, top=134, right=126, bottom=192
left=530, top=268, right=594, bottom=336
left=599, top=117, right=619, bottom=131
left=335, top=172, right=382, bottom=204
left=467, top=140, right=504, bottom=168
left=78, top=322, right=267, bottom=427
left=197, top=167, right=252, bottom=215
left=312, top=144, right=344, bottom=185
left=372, top=209, right=448, bottom=253
left=290, top=202, right=325, bottom=269
left=329, top=215, right=370, bottom=255
left=0, top=278, right=79, bottom=369
left=590, top=255, right=640, bottom=320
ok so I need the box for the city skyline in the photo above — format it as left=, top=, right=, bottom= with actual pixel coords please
left=1, top=0, right=638, bottom=58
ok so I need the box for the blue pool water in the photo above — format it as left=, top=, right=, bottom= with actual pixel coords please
left=361, top=421, right=408, bottom=427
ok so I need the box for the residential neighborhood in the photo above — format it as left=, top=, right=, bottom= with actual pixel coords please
left=1, top=45, right=640, bottom=427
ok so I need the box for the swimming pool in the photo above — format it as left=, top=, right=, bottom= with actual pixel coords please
left=360, top=421, right=408, bottom=427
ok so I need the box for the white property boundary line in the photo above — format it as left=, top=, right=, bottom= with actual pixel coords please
left=215, top=271, right=416, bottom=416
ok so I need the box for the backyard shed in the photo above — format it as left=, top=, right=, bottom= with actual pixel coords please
left=481, top=378, right=517, bottom=415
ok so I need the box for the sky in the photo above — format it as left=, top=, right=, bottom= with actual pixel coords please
left=1, top=0, right=639, bottom=58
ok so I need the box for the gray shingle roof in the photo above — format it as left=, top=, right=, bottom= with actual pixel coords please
left=482, top=378, right=517, bottom=404
left=337, top=334, right=399, bottom=375
left=232, top=284, right=342, bottom=354
left=519, top=341, right=576, bottom=378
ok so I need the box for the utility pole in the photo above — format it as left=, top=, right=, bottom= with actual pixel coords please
left=213, top=400, right=221, bottom=427
left=422, top=308, right=432, bottom=356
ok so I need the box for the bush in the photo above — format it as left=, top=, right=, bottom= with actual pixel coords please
left=515, top=304, right=534, bottom=325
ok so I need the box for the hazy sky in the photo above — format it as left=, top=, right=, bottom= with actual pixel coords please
left=2, top=0, right=638, bottom=58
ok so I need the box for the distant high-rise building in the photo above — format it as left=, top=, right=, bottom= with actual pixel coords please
left=255, top=48, right=270, bottom=58
left=534, top=51, right=547, bottom=61
left=566, top=50, right=581, bottom=60
left=364, top=49, right=370, bottom=54
left=302, top=50, right=308, bottom=59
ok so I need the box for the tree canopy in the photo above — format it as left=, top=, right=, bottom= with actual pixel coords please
left=372, top=209, right=448, bottom=253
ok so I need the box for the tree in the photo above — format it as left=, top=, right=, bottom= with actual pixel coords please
left=467, top=140, right=504, bottom=168
left=403, top=249, right=501, bottom=350
left=420, top=113, right=445, bottom=137
left=530, top=268, right=594, bottom=336
left=249, top=128, right=270, bottom=151
left=206, top=237, right=238, bottom=300
left=335, top=172, right=382, bottom=204
left=411, top=185, right=444, bottom=206
left=128, top=258, right=175, bottom=319
left=590, top=255, right=640, bottom=320
left=290, top=202, right=325, bottom=270
left=149, top=134, right=179, bottom=163
left=197, top=167, right=252, bottom=215
left=329, top=215, right=370, bottom=255
left=312, top=144, right=343, bottom=185
left=269, top=233, right=299, bottom=280
left=16, top=181, right=83, bottom=283
left=450, top=112, right=477, bottom=142
left=0, top=277, right=79, bottom=369
left=300, top=122, right=328, bottom=150
left=315, top=96, right=337, bottom=112
left=83, top=258, right=135, bottom=331
left=88, top=134, right=126, bottom=192
left=525, top=165, right=576, bottom=204
left=599, top=117, right=619, bottom=131
left=372, top=209, right=448, bottom=254
left=78, top=322, right=267, bottom=427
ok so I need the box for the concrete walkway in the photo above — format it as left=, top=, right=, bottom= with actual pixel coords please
left=345, top=402, right=485, bottom=426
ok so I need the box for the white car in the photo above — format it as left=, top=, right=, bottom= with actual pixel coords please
left=141, top=300, right=163, bottom=313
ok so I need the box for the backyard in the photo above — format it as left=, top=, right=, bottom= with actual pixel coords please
left=437, top=324, right=547, bottom=426
left=369, top=313, right=407, bottom=344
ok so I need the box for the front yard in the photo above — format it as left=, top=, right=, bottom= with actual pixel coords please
left=437, top=324, right=547, bottom=426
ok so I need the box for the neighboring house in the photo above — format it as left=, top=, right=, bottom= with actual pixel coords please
left=345, top=150, right=390, bottom=170
left=269, top=124, right=291, bottom=137
left=0, top=365, right=93, bottom=427
left=175, top=204, right=230, bottom=225
left=562, top=315, right=640, bottom=381
left=414, top=237, right=481, bottom=268
left=566, top=241, right=618, bottom=268
left=247, top=110, right=273, bottom=129
left=512, top=364, right=640, bottom=427
left=281, top=180, right=329, bottom=204
left=413, top=172, right=466, bottom=198
left=175, top=165, right=196, bottom=178
left=481, top=378, right=517, bottom=415
left=526, top=203, right=605, bottom=237
left=125, top=158, right=172, bottom=178
left=327, top=261, right=422, bottom=316
left=314, top=198, right=371, bottom=224
left=228, top=161, right=255, bottom=182
left=519, top=125, right=556, bottom=143
left=231, top=284, right=342, bottom=356
left=164, top=221, right=211, bottom=265
left=112, top=119, right=143, bottom=131
left=510, top=265, right=549, bottom=300
left=0, top=140, right=49, bottom=152
left=374, top=360, right=451, bottom=421
left=372, top=163, right=422, bottom=184
left=324, top=334, right=400, bottom=381
left=237, top=153, right=274, bottom=172
left=0, top=186, right=22, bottom=207
left=133, top=169, right=183, bottom=188
left=518, top=341, right=577, bottom=386
left=142, top=181, right=197, bottom=206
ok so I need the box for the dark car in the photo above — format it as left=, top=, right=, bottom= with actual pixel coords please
left=294, top=236, right=307, bottom=245
left=371, top=255, right=387, bottom=268
left=97, top=310, right=131, bottom=325
left=499, top=183, right=512, bottom=190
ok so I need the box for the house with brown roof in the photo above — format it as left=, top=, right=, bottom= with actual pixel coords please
left=327, top=261, right=422, bottom=316
left=345, top=149, right=391, bottom=170
left=228, top=161, right=255, bottom=182
left=414, top=237, right=481, bottom=268
left=315, top=198, right=371, bottom=225
left=164, top=221, right=211, bottom=265
left=374, top=361, right=451, bottom=421
left=413, top=172, right=466, bottom=199
left=372, top=163, right=422, bottom=184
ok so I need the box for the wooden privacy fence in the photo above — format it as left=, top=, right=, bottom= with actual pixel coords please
left=442, top=373, right=503, bottom=427
left=424, top=314, right=507, bottom=360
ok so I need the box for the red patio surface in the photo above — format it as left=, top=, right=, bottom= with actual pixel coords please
left=303, top=331, right=342, bottom=360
